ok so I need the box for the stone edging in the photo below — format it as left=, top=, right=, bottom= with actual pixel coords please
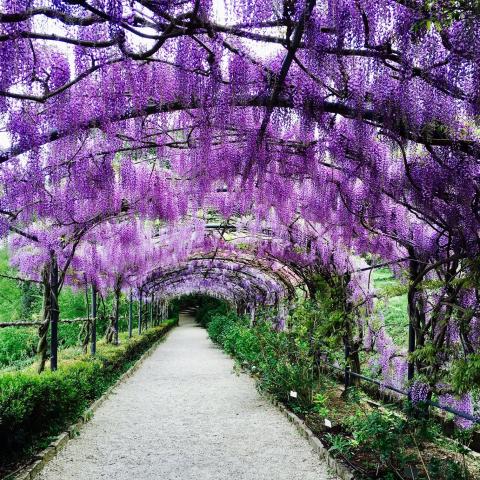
left=263, top=393, right=355, bottom=480
left=10, top=324, right=176, bottom=480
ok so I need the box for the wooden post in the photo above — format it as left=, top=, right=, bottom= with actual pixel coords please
left=144, top=296, right=148, bottom=330
left=128, top=289, right=133, bottom=338
left=113, top=288, right=120, bottom=345
left=344, top=337, right=350, bottom=391
left=150, top=293, right=154, bottom=327
left=138, top=289, right=143, bottom=335
left=91, top=286, right=97, bottom=356
left=50, top=252, right=59, bottom=372
left=407, top=253, right=418, bottom=383
left=408, top=321, right=415, bottom=381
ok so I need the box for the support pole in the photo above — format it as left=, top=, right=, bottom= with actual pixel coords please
left=344, top=338, right=350, bottom=391
left=408, top=321, right=415, bottom=381
left=138, top=289, right=143, bottom=335
left=153, top=298, right=158, bottom=326
left=50, top=252, right=59, bottom=372
left=407, top=252, right=418, bottom=384
left=150, top=293, right=154, bottom=327
left=91, top=286, right=97, bottom=356
left=128, top=289, right=133, bottom=338
left=144, top=296, right=148, bottom=330
left=114, top=289, right=120, bottom=345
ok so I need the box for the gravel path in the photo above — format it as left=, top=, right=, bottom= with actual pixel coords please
left=37, top=314, right=335, bottom=480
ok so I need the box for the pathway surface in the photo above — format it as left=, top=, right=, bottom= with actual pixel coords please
left=37, top=314, right=335, bottom=480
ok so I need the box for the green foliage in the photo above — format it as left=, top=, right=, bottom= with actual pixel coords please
left=207, top=311, right=238, bottom=345
left=427, top=457, right=466, bottom=480
left=373, top=268, right=409, bottom=346
left=19, top=281, right=42, bottom=320
left=410, top=342, right=439, bottom=367
left=312, top=393, right=329, bottom=417
left=167, top=294, right=228, bottom=327
left=200, top=298, right=476, bottom=479
left=450, top=354, right=480, bottom=395
left=0, top=327, right=37, bottom=368
left=347, top=410, right=407, bottom=463
left=0, top=247, right=97, bottom=369
left=324, top=433, right=352, bottom=458
left=0, top=320, right=176, bottom=470
left=0, top=248, right=28, bottom=322
left=0, top=245, right=154, bottom=370
left=418, top=1, right=480, bottom=31
left=196, top=296, right=229, bottom=327
left=58, top=287, right=89, bottom=321
left=206, top=308, right=315, bottom=409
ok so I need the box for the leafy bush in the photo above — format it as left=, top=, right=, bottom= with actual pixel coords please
left=197, top=297, right=229, bottom=327
left=451, top=354, right=480, bottom=395
left=206, top=309, right=314, bottom=409
left=0, top=327, right=37, bottom=367
left=207, top=311, right=238, bottom=345
left=347, top=410, right=407, bottom=464
left=427, top=457, right=467, bottom=480
left=0, top=320, right=176, bottom=471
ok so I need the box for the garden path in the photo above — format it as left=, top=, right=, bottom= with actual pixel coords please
left=36, top=313, right=335, bottom=480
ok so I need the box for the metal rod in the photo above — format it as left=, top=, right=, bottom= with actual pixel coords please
left=150, top=293, right=154, bottom=327
left=322, top=361, right=480, bottom=424
left=0, top=318, right=87, bottom=327
left=114, top=292, right=119, bottom=345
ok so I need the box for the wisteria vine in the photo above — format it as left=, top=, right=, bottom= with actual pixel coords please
left=0, top=0, right=479, bottom=425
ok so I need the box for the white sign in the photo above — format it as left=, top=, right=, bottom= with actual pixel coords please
left=324, top=418, right=332, bottom=428
left=289, top=390, right=298, bottom=398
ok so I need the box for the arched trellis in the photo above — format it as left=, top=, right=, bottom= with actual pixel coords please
left=139, top=248, right=303, bottom=325
left=154, top=280, right=248, bottom=314
left=0, top=0, right=478, bottom=437
left=142, top=263, right=286, bottom=316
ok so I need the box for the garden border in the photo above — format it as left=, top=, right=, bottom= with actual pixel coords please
left=8, top=323, right=176, bottom=480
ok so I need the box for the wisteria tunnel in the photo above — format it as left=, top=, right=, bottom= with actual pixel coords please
left=0, top=0, right=480, bottom=479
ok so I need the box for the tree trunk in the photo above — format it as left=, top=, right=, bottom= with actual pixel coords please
left=80, top=285, right=91, bottom=354
left=37, top=264, right=51, bottom=373
left=128, top=289, right=133, bottom=337
left=49, top=251, right=59, bottom=371
left=106, top=286, right=121, bottom=344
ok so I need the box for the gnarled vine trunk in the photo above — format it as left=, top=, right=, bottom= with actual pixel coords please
left=37, top=263, right=51, bottom=373
left=106, top=281, right=121, bottom=345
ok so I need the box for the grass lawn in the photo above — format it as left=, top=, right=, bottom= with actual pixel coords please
left=372, top=267, right=409, bottom=347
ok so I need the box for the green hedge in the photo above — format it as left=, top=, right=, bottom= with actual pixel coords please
left=207, top=312, right=315, bottom=409
left=0, top=319, right=177, bottom=472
